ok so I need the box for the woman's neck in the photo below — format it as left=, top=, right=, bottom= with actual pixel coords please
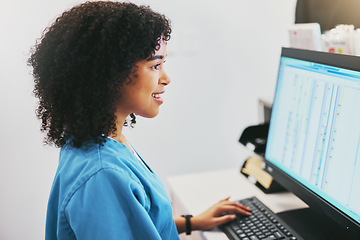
left=109, top=122, right=134, bottom=154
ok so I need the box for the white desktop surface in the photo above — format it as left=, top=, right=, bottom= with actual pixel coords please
left=167, top=168, right=308, bottom=240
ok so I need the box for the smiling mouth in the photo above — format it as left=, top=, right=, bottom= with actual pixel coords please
left=151, top=92, right=164, bottom=104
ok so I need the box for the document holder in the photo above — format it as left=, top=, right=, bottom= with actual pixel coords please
left=239, top=123, right=286, bottom=193
left=239, top=123, right=269, bottom=156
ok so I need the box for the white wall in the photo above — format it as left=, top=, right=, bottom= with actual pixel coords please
left=0, top=0, right=296, bottom=239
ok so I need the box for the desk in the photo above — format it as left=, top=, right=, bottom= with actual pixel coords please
left=167, top=168, right=308, bottom=240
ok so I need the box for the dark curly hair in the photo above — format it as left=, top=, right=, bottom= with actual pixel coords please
left=28, top=1, right=171, bottom=148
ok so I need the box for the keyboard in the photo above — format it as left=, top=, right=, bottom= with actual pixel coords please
left=219, top=196, right=302, bottom=240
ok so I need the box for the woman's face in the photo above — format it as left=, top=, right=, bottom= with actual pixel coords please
left=117, top=39, right=170, bottom=119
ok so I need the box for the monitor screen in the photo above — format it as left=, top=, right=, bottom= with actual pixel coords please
left=265, top=47, right=360, bottom=238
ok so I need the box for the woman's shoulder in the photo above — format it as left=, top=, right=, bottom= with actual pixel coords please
left=57, top=138, right=140, bottom=189
left=59, top=138, right=133, bottom=171
left=54, top=141, right=147, bottom=211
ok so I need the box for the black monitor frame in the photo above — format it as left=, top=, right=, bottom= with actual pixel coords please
left=264, top=47, right=360, bottom=239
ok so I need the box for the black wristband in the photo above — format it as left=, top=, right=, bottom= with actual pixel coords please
left=181, top=214, right=193, bottom=235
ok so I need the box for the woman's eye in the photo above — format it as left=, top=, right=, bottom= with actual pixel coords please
left=152, top=64, right=161, bottom=70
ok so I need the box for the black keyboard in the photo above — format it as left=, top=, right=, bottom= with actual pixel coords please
left=219, top=196, right=302, bottom=240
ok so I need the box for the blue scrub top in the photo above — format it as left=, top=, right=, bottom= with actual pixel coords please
left=45, top=138, right=179, bottom=240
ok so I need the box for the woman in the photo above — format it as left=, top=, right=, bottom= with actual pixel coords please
left=28, top=1, right=250, bottom=239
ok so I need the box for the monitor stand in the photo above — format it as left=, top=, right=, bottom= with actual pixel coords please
left=276, top=207, right=352, bottom=240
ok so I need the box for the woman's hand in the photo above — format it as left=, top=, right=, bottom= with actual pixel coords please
left=191, top=197, right=251, bottom=231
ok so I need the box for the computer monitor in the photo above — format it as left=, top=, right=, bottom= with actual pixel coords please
left=264, top=47, right=360, bottom=239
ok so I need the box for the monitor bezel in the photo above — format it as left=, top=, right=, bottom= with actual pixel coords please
left=264, top=47, right=360, bottom=238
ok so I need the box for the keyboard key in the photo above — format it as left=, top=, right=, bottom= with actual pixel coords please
left=239, top=233, right=247, bottom=238
left=274, top=231, right=285, bottom=239
left=262, top=236, right=276, bottom=240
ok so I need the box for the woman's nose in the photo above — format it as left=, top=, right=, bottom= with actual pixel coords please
left=160, top=70, right=170, bottom=85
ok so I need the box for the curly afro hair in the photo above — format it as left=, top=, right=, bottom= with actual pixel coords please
left=28, top=1, right=171, bottom=148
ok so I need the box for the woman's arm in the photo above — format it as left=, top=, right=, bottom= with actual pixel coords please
left=174, top=197, right=251, bottom=234
left=174, top=216, right=187, bottom=234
